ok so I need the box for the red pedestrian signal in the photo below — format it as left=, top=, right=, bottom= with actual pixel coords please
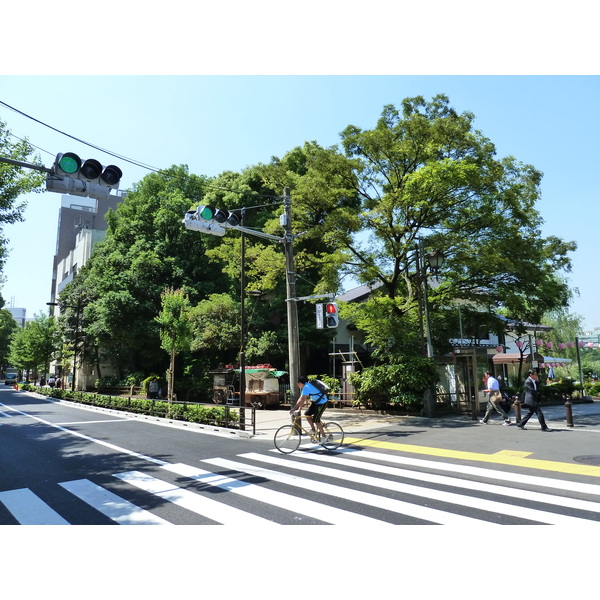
left=325, top=302, right=339, bottom=328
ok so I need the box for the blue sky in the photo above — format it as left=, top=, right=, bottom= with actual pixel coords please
left=1, top=75, right=599, bottom=329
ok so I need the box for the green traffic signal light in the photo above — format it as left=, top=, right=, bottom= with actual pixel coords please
left=57, top=152, right=81, bottom=175
left=197, top=205, right=216, bottom=220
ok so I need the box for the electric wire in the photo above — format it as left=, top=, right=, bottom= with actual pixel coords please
left=0, top=100, right=286, bottom=202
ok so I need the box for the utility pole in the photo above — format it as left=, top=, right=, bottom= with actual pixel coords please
left=283, top=187, right=301, bottom=406
left=239, top=209, right=246, bottom=430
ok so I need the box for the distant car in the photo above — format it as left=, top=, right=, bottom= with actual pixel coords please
left=4, top=373, right=18, bottom=385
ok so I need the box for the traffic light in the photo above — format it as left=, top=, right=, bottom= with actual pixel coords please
left=183, top=208, right=226, bottom=236
left=46, top=152, right=123, bottom=200
left=53, top=152, right=122, bottom=188
left=182, top=205, right=242, bottom=236
left=325, top=302, right=339, bottom=328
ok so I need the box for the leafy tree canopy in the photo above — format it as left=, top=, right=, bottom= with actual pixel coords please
left=0, top=118, right=45, bottom=296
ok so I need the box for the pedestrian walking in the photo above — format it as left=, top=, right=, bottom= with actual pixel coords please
left=479, top=370, right=511, bottom=426
left=517, top=370, right=551, bottom=431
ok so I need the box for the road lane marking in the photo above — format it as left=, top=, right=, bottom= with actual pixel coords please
left=249, top=451, right=600, bottom=515
left=233, top=454, right=597, bottom=526
left=59, top=479, right=171, bottom=525
left=344, top=437, right=600, bottom=477
left=55, top=418, right=134, bottom=425
left=0, top=488, right=70, bottom=525
left=0, top=402, right=167, bottom=466
left=331, top=447, right=600, bottom=495
left=202, top=457, right=496, bottom=525
left=163, top=462, right=386, bottom=526
left=114, top=471, right=275, bottom=525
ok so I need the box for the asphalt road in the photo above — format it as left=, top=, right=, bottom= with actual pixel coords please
left=2, top=386, right=600, bottom=526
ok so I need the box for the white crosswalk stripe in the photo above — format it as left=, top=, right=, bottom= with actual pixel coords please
left=59, top=479, right=171, bottom=525
left=2, top=448, right=600, bottom=525
left=161, top=462, right=386, bottom=526
left=231, top=452, right=598, bottom=526
left=113, top=470, right=276, bottom=526
left=0, top=488, right=69, bottom=525
left=199, top=457, right=493, bottom=525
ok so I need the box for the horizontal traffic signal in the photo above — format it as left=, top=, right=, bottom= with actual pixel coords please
left=46, top=152, right=123, bottom=201
left=183, top=204, right=243, bottom=236
left=52, top=152, right=122, bottom=189
left=182, top=210, right=227, bottom=236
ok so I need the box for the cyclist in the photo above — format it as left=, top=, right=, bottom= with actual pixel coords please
left=292, top=376, right=330, bottom=441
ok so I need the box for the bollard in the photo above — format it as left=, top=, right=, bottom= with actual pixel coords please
left=565, top=397, right=574, bottom=427
left=471, top=397, right=478, bottom=420
left=514, top=396, right=522, bottom=424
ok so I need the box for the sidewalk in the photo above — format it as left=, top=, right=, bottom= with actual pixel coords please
left=244, top=400, right=600, bottom=469
left=247, top=399, right=600, bottom=438
left=247, top=407, right=403, bottom=437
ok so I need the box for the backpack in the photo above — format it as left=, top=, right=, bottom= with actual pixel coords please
left=311, top=379, right=330, bottom=396
left=500, top=391, right=513, bottom=414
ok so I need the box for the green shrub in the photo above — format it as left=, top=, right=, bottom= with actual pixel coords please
left=19, top=384, right=238, bottom=427
left=349, top=357, right=438, bottom=412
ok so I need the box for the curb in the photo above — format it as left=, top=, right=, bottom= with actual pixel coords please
left=22, top=390, right=254, bottom=439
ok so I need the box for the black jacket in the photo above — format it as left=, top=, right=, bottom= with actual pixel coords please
left=523, top=376, right=540, bottom=406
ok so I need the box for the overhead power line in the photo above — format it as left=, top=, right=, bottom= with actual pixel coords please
left=0, top=99, right=285, bottom=201
left=0, top=100, right=160, bottom=171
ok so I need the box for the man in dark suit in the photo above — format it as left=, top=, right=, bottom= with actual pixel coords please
left=517, top=369, right=551, bottom=431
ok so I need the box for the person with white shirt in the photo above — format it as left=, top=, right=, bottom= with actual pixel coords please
left=479, top=370, right=511, bottom=425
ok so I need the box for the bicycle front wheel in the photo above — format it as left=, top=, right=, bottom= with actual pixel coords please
left=274, top=424, right=301, bottom=454
left=321, top=422, right=344, bottom=450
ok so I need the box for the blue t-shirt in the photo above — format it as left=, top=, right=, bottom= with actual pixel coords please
left=302, top=381, right=328, bottom=405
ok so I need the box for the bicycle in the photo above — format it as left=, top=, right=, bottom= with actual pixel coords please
left=274, top=411, right=344, bottom=454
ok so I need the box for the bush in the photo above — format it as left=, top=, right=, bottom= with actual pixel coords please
left=349, top=357, right=438, bottom=412
left=19, top=384, right=238, bottom=427
left=541, top=379, right=576, bottom=401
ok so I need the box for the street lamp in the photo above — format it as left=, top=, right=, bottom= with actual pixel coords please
left=415, top=242, right=444, bottom=417
left=415, top=243, right=445, bottom=359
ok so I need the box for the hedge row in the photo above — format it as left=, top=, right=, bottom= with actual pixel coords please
left=19, top=384, right=239, bottom=428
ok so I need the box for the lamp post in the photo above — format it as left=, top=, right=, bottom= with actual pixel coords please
left=415, top=242, right=444, bottom=417
left=416, top=243, right=444, bottom=358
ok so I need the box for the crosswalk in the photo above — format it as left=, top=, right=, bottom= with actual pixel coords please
left=2, top=445, right=600, bottom=525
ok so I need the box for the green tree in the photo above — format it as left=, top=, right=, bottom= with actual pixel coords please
left=0, top=307, right=18, bottom=368
left=155, top=288, right=193, bottom=402
left=60, top=165, right=225, bottom=379
left=0, top=118, right=45, bottom=293
left=8, top=313, right=60, bottom=380
left=263, top=96, right=576, bottom=358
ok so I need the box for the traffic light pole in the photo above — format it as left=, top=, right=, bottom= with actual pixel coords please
left=239, top=209, right=246, bottom=430
left=0, top=156, right=51, bottom=173
left=183, top=189, right=302, bottom=409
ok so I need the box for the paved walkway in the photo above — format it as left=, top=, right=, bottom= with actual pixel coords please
left=244, top=399, right=600, bottom=438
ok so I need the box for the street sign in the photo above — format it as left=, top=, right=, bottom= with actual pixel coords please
left=316, top=303, right=324, bottom=329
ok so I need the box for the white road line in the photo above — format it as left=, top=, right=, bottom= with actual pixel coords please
left=162, top=462, right=387, bottom=526
left=256, top=451, right=600, bottom=515
left=55, top=419, right=134, bottom=425
left=59, top=479, right=171, bottom=525
left=331, top=447, right=600, bottom=496
left=200, top=457, right=494, bottom=526
left=0, top=402, right=167, bottom=466
left=0, top=488, right=70, bottom=525
left=234, top=454, right=597, bottom=526
left=113, top=471, right=275, bottom=525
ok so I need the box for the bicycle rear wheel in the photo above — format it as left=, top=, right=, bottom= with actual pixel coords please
left=321, top=422, right=344, bottom=450
left=274, top=424, right=301, bottom=454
